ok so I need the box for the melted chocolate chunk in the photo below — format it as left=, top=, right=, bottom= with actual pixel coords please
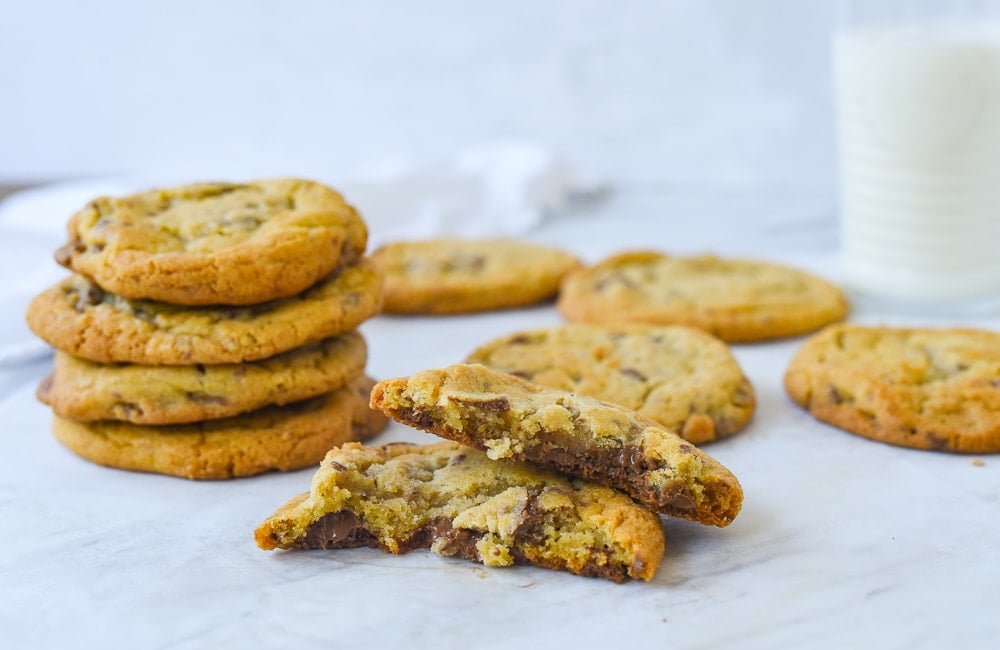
left=480, top=396, right=510, bottom=413
left=454, top=396, right=510, bottom=414
left=512, top=492, right=548, bottom=546
left=522, top=428, right=697, bottom=517
left=539, top=445, right=586, bottom=474
left=617, top=444, right=648, bottom=471
left=300, top=511, right=371, bottom=549
left=433, top=528, right=484, bottom=561
left=399, top=407, right=438, bottom=430
left=403, top=517, right=454, bottom=550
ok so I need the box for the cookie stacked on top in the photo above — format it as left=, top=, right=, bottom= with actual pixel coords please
left=26, top=179, right=386, bottom=479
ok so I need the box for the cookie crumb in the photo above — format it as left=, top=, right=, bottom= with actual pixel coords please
left=971, top=458, right=985, bottom=467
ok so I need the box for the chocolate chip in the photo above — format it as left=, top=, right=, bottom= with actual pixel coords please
left=118, top=402, right=144, bottom=418
left=54, top=240, right=82, bottom=267
left=472, top=397, right=510, bottom=414
left=508, top=335, right=531, bottom=345
left=73, top=284, right=106, bottom=312
left=187, top=393, right=229, bottom=406
left=733, top=383, right=754, bottom=406
left=620, top=368, right=647, bottom=382
left=328, top=461, right=347, bottom=471
left=36, top=375, right=53, bottom=400
left=828, top=385, right=854, bottom=405
left=131, top=305, right=158, bottom=323
left=924, top=431, right=949, bottom=450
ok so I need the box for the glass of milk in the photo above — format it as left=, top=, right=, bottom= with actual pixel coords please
left=835, top=0, right=1000, bottom=310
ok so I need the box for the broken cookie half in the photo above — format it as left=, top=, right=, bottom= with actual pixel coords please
left=255, top=441, right=665, bottom=582
left=371, top=364, right=743, bottom=527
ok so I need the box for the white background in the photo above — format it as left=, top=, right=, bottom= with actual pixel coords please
left=0, top=0, right=838, bottom=191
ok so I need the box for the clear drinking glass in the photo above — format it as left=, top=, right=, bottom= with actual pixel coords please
left=835, top=0, right=1000, bottom=312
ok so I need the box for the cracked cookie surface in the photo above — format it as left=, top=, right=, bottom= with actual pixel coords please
left=785, top=324, right=1000, bottom=453
left=51, top=375, right=387, bottom=479
left=468, top=324, right=755, bottom=444
left=38, top=332, right=367, bottom=425
left=557, top=251, right=848, bottom=342
left=371, top=239, right=581, bottom=314
left=26, top=259, right=382, bottom=365
left=371, top=364, right=743, bottom=526
left=55, top=179, right=368, bottom=305
left=255, top=441, right=665, bottom=582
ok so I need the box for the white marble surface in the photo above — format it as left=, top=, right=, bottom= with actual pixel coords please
left=2, top=189, right=999, bottom=649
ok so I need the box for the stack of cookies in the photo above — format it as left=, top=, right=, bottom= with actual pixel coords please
left=26, top=179, right=386, bottom=479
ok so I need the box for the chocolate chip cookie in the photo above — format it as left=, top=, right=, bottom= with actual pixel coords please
left=467, top=324, right=755, bottom=444
left=51, top=375, right=386, bottom=479
left=370, top=364, right=743, bottom=526
left=557, top=251, right=848, bottom=342
left=785, top=324, right=1000, bottom=453
left=26, top=259, right=382, bottom=365
left=55, top=179, right=368, bottom=305
left=255, top=441, right=665, bottom=582
left=38, top=332, right=368, bottom=425
left=371, top=239, right=581, bottom=314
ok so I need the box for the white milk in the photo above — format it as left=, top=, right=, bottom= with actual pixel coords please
left=835, top=25, right=1000, bottom=302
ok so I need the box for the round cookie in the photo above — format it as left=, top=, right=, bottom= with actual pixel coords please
left=55, top=179, right=369, bottom=306
left=468, top=324, right=755, bottom=445
left=26, top=259, right=383, bottom=365
left=38, top=332, right=368, bottom=425
left=557, top=251, right=848, bottom=342
left=371, top=239, right=581, bottom=314
left=51, top=375, right=385, bottom=480
left=785, top=324, right=1000, bottom=454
